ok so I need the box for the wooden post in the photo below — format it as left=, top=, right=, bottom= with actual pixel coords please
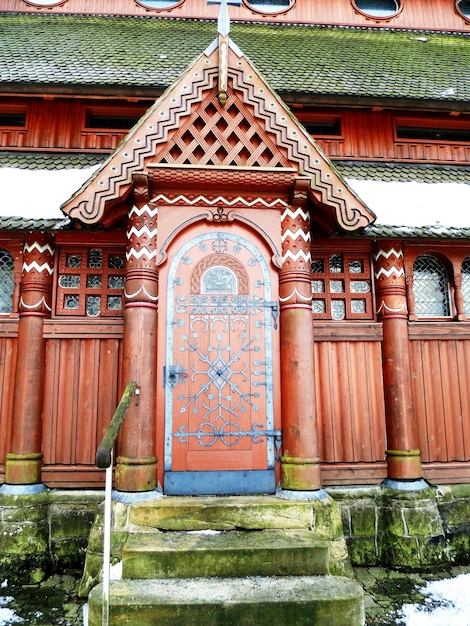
left=5, top=234, right=54, bottom=485
left=115, top=174, right=159, bottom=492
left=279, top=179, right=321, bottom=491
left=373, top=241, right=422, bottom=481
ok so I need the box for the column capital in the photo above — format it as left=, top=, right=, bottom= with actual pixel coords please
left=373, top=241, right=408, bottom=320
left=19, top=233, right=55, bottom=317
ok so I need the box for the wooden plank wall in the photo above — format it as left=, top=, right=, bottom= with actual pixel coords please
left=0, top=336, right=17, bottom=481
left=0, top=0, right=468, bottom=31
left=315, top=333, right=388, bottom=485
left=41, top=337, right=122, bottom=487
left=3, top=100, right=468, bottom=165
left=411, top=338, right=470, bottom=463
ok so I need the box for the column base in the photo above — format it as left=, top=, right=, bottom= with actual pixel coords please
left=386, top=449, right=422, bottom=480
left=280, top=455, right=322, bottom=491
left=5, top=452, right=43, bottom=485
left=115, top=455, right=157, bottom=492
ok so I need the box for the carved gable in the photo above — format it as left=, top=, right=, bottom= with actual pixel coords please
left=62, top=38, right=375, bottom=232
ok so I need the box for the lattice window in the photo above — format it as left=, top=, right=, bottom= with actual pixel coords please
left=311, top=252, right=373, bottom=320
left=412, top=255, right=450, bottom=317
left=0, top=247, right=14, bottom=314
left=462, top=257, right=470, bottom=317
left=56, top=247, right=125, bottom=317
left=156, top=90, right=289, bottom=169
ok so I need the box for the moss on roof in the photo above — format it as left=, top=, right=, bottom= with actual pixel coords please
left=0, top=151, right=106, bottom=170
left=335, top=161, right=470, bottom=184
left=0, top=13, right=469, bottom=102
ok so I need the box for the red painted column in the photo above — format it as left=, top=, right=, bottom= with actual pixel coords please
left=115, top=175, right=159, bottom=492
left=279, top=179, right=321, bottom=491
left=373, top=241, right=422, bottom=480
left=5, top=233, right=54, bottom=485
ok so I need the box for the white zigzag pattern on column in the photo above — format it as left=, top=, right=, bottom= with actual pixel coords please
left=129, top=204, right=159, bottom=218
left=153, top=194, right=288, bottom=208
left=127, top=225, right=158, bottom=239
left=126, top=248, right=158, bottom=261
left=24, top=242, right=54, bottom=256
left=374, top=267, right=405, bottom=279
left=373, top=247, right=403, bottom=261
left=281, top=207, right=309, bottom=222
left=281, top=229, right=311, bottom=243
left=22, top=261, right=53, bottom=275
left=282, top=249, right=311, bottom=264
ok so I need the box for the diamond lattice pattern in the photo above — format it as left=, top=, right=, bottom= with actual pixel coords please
left=156, top=86, right=290, bottom=168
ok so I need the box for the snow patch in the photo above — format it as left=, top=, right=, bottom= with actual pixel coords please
left=346, top=179, right=470, bottom=227
left=0, top=166, right=100, bottom=219
left=399, top=573, right=470, bottom=625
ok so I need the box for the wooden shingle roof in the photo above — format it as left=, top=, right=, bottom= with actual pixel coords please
left=1, top=14, right=469, bottom=106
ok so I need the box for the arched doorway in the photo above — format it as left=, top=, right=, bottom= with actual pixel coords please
left=162, top=228, right=280, bottom=495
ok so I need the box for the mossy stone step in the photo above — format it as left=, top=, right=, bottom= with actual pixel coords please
left=88, top=575, right=365, bottom=626
left=122, top=529, right=330, bottom=579
left=129, top=495, right=316, bottom=531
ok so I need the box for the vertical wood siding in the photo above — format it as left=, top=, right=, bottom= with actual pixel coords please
left=411, top=339, right=470, bottom=462
left=315, top=340, right=386, bottom=464
left=42, top=338, right=121, bottom=470
left=0, top=0, right=467, bottom=31
left=0, top=337, right=17, bottom=467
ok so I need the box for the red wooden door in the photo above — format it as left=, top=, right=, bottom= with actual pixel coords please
left=164, top=230, right=278, bottom=495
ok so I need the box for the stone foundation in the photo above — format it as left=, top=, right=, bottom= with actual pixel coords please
left=0, top=490, right=103, bottom=584
left=1, top=484, right=470, bottom=585
left=330, top=483, right=470, bottom=568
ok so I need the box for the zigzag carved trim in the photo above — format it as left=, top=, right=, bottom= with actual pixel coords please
left=373, top=247, right=404, bottom=261
left=62, top=44, right=373, bottom=231
left=153, top=193, right=289, bottom=209
left=22, top=261, right=54, bottom=275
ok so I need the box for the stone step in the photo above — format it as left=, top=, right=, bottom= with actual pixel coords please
left=122, top=529, right=330, bottom=579
left=87, top=575, right=365, bottom=626
left=129, top=495, right=317, bottom=531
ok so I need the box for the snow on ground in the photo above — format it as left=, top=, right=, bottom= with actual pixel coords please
left=398, top=572, right=470, bottom=625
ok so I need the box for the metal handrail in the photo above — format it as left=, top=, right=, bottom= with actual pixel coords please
left=95, top=380, right=139, bottom=626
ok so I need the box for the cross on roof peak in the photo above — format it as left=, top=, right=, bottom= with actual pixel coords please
left=208, top=0, right=241, bottom=37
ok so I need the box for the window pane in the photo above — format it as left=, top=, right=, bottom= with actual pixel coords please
left=0, top=248, right=14, bottom=313
left=350, top=280, right=370, bottom=293
left=413, top=255, right=450, bottom=317
left=66, top=254, right=81, bottom=268
left=108, top=255, right=125, bottom=269
left=88, top=249, right=103, bottom=269
left=107, top=295, right=123, bottom=311
left=312, top=300, right=326, bottom=314
left=87, top=275, right=102, bottom=288
left=331, top=300, right=346, bottom=320
left=59, top=275, right=80, bottom=288
left=311, top=259, right=324, bottom=273
left=87, top=296, right=101, bottom=317
left=312, top=280, right=324, bottom=293
left=351, top=299, right=366, bottom=314
left=349, top=260, right=363, bottom=273
left=108, top=275, right=125, bottom=289
left=329, top=255, right=343, bottom=273
left=64, top=295, right=80, bottom=310
left=354, top=0, right=399, bottom=17
left=330, top=280, right=344, bottom=293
